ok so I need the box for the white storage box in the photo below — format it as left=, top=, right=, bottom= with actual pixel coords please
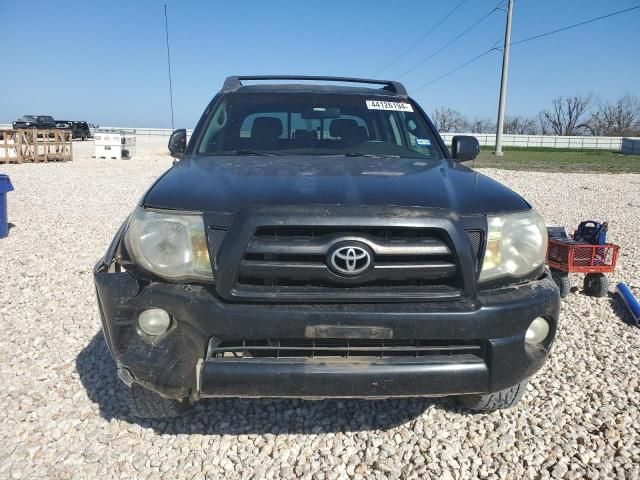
left=94, top=131, right=136, bottom=159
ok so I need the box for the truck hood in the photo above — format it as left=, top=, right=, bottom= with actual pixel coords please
left=142, top=155, right=530, bottom=215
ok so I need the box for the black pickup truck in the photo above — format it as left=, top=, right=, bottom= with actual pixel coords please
left=12, top=115, right=56, bottom=129
left=94, top=76, right=559, bottom=418
left=55, top=120, right=92, bottom=140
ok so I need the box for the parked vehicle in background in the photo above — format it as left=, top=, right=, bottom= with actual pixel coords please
left=12, top=115, right=56, bottom=129
left=55, top=120, right=92, bottom=140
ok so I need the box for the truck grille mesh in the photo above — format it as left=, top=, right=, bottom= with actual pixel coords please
left=208, top=338, right=485, bottom=360
left=466, top=230, right=484, bottom=269
left=233, top=226, right=462, bottom=300
left=207, top=227, right=228, bottom=269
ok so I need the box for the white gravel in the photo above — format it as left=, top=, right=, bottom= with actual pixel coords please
left=0, top=140, right=639, bottom=479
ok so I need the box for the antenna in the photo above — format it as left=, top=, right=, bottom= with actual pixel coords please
left=164, top=4, right=175, bottom=130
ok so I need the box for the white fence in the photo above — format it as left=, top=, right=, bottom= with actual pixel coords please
left=2, top=123, right=639, bottom=153
left=0, top=125, right=193, bottom=137
left=100, top=127, right=194, bottom=136
left=105, top=129, right=637, bottom=151
left=439, top=133, right=631, bottom=151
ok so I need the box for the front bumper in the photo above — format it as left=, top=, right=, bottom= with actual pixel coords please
left=94, top=265, right=560, bottom=400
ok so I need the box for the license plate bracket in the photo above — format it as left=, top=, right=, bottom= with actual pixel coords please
left=304, top=325, right=393, bottom=339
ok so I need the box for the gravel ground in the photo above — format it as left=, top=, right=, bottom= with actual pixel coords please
left=0, top=140, right=639, bottom=479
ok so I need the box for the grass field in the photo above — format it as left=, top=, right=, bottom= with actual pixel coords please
left=472, top=147, right=640, bottom=173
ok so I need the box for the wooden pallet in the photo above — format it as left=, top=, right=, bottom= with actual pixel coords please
left=0, top=129, right=73, bottom=163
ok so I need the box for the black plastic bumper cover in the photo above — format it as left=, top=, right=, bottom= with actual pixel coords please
left=94, top=264, right=560, bottom=400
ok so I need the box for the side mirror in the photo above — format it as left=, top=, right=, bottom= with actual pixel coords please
left=168, top=129, right=187, bottom=158
left=451, top=135, right=480, bottom=162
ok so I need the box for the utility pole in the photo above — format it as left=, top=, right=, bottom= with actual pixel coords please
left=164, top=4, right=175, bottom=131
left=494, top=0, right=514, bottom=156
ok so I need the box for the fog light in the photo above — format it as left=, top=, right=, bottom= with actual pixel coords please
left=525, top=317, right=550, bottom=345
left=138, top=309, right=171, bottom=336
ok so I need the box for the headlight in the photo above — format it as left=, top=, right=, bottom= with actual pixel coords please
left=479, top=209, right=547, bottom=282
left=125, top=207, right=213, bottom=282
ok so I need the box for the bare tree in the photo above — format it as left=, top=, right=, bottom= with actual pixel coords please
left=588, top=95, right=640, bottom=136
left=504, top=115, right=538, bottom=135
left=468, top=118, right=494, bottom=133
left=540, top=95, right=592, bottom=136
left=538, top=112, right=552, bottom=135
left=432, top=107, right=468, bottom=133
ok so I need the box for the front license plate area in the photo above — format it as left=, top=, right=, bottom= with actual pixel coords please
left=304, top=325, right=393, bottom=340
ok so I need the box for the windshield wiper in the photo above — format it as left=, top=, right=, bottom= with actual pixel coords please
left=232, top=149, right=283, bottom=156
left=344, top=152, right=400, bottom=158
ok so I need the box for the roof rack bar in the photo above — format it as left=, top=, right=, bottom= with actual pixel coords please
left=222, top=75, right=408, bottom=97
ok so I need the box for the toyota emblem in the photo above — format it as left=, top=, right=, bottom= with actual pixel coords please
left=329, top=244, right=372, bottom=276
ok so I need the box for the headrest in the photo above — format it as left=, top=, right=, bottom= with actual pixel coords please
left=329, top=119, right=358, bottom=138
left=251, top=117, right=283, bottom=138
left=294, top=129, right=317, bottom=141
left=352, top=125, right=368, bottom=143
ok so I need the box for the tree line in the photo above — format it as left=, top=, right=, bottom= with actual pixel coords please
left=432, top=94, right=640, bottom=137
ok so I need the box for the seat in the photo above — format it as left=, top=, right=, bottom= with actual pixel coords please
left=294, top=129, right=317, bottom=148
left=329, top=119, right=368, bottom=146
left=352, top=125, right=368, bottom=144
left=250, top=117, right=283, bottom=150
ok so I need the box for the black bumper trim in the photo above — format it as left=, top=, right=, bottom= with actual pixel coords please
left=93, top=263, right=560, bottom=400
left=199, top=356, right=488, bottom=398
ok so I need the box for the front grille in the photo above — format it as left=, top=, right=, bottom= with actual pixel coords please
left=207, top=227, right=228, bottom=269
left=234, top=226, right=462, bottom=300
left=466, top=230, right=484, bottom=269
left=208, top=338, right=485, bottom=360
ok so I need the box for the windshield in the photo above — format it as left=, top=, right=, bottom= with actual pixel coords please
left=196, top=93, right=444, bottom=159
left=19, top=116, right=37, bottom=122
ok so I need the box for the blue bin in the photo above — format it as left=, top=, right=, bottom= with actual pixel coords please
left=0, top=174, right=14, bottom=238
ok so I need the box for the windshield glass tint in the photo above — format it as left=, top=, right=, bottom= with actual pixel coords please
left=197, top=93, right=443, bottom=159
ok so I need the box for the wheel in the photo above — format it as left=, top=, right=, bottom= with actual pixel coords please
left=126, top=384, right=191, bottom=419
left=458, top=380, right=528, bottom=411
left=583, top=273, right=609, bottom=297
left=551, top=270, right=571, bottom=298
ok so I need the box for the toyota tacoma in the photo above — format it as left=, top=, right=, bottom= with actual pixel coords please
left=94, top=75, right=560, bottom=418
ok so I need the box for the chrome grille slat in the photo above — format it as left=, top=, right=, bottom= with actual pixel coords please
left=246, top=234, right=451, bottom=256
left=239, top=260, right=456, bottom=283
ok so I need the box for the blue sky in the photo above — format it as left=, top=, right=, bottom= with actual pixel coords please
left=1, top=0, right=638, bottom=127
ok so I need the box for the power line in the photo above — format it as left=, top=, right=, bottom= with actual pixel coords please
left=372, top=0, right=471, bottom=78
left=410, top=3, right=640, bottom=92
left=509, top=4, right=640, bottom=47
left=395, top=0, right=505, bottom=80
left=412, top=47, right=499, bottom=93
left=164, top=4, right=175, bottom=131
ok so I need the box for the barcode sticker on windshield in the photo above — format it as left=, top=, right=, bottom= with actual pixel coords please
left=366, top=100, right=414, bottom=112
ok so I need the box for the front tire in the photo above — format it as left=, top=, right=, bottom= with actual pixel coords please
left=458, top=380, right=528, bottom=411
left=127, top=384, right=191, bottom=419
left=551, top=270, right=571, bottom=298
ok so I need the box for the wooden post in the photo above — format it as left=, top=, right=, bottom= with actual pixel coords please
left=1, top=131, right=5, bottom=163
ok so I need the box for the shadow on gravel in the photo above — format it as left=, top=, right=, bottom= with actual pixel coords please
left=77, top=333, right=456, bottom=435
